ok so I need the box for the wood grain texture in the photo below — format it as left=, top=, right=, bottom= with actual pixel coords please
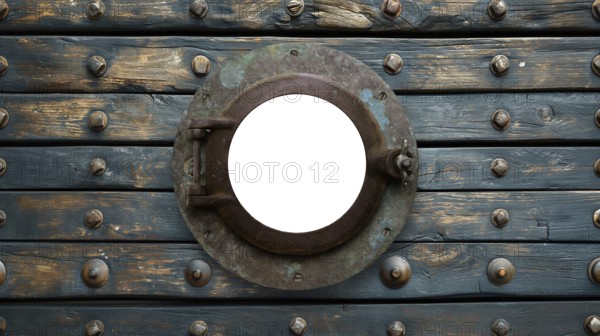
left=0, top=37, right=599, bottom=93
left=0, top=0, right=598, bottom=34
left=2, top=191, right=599, bottom=242
left=1, top=93, right=600, bottom=143
left=0, top=301, right=597, bottom=335
left=0, top=242, right=598, bottom=299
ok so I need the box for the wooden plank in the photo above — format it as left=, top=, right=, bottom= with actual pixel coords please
left=0, top=37, right=599, bottom=93
left=0, top=242, right=598, bottom=299
left=0, top=301, right=597, bottom=335
left=1, top=93, right=600, bottom=143
left=0, top=0, right=598, bottom=34
left=2, top=191, right=599, bottom=242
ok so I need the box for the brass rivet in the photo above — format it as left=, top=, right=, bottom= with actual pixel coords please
left=289, top=317, right=308, bottom=336
left=593, top=55, right=600, bottom=77
left=89, top=158, right=106, bottom=176
left=380, top=256, right=411, bottom=288
left=0, top=317, right=5, bottom=333
left=86, top=1, right=105, bottom=20
left=189, top=0, right=208, bottom=19
left=85, top=209, right=104, bottom=229
left=0, top=260, right=5, bottom=286
left=595, top=109, right=600, bottom=128
left=381, top=0, right=402, bottom=18
left=0, top=56, right=8, bottom=77
left=585, top=315, right=600, bottom=335
left=491, top=109, right=511, bottom=130
left=490, top=54, right=510, bottom=77
left=491, top=209, right=510, bottom=228
left=85, top=320, right=105, bottom=336
left=192, top=55, right=211, bottom=76
left=593, top=0, right=600, bottom=21
left=185, top=260, right=212, bottom=287
left=594, top=209, right=600, bottom=228
left=81, top=259, right=109, bottom=288
left=588, top=258, right=600, bottom=285
left=0, top=158, right=6, bottom=176
left=87, top=55, right=107, bottom=77
left=0, top=0, right=9, bottom=20
left=0, top=108, right=9, bottom=128
left=0, top=210, right=6, bottom=227
left=383, top=53, right=404, bottom=75
left=491, top=319, right=511, bottom=336
left=88, top=111, right=108, bottom=132
left=487, top=258, right=515, bottom=286
left=488, top=0, right=508, bottom=20
left=491, top=158, right=509, bottom=178
left=594, top=159, right=600, bottom=177
left=189, top=320, right=208, bottom=336
left=286, top=0, right=305, bottom=17
left=387, top=321, right=406, bottom=336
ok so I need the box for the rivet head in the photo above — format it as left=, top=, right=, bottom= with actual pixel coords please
left=585, top=315, right=600, bottom=335
left=381, top=0, right=402, bottom=18
left=594, top=159, right=600, bottom=177
left=593, top=55, right=600, bottom=77
left=491, top=319, right=511, bottom=336
left=85, top=320, right=105, bottom=336
left=488, top=0, right=508, bottom=20
left=491, top=109, right=511, bottom=130
left=289, top=317, right=307, bottom=335
left=594, top=209, right=600, bottom=228
left=81, top=259, right=109, bottom=288
left=593, top=0, right=600, bottom=21
left=87, top=55, right=107, bottom=77
left=383, top=53, right=404, bottom=75
left=88, top=111, right=108, bottom=131
left=380, top=256, right=412, bottom=289
left=387, top=321, right=406, bottom=336
left=491, top=209, right=510, bottom=228
left=0, top=317, right=5, bottom=332
left=0, top=56, right=8, bottom=77
left=490, top=55, right=510, bottom=77
left=588, top=258, right=600, bottom=285
left=185, top=260, right=212, bottom=287
left=0, top=158, right=6, bottom=176
left=595, top=109, right=600, bottom=128
left=192, top=55, right=211, bottom=76
left=189, top=320, right=208, bottom=336
left=487, top=258, right=515, bottom=286
left=0, top=210, right=6, bottom=227
left=0, top=261, right=5, bottom=286
left=491, top=158, right=509, bottom=178
left=0, top=0, right=8, bottom=20
left=85, top=209, right=104, bottom=229
left=89, top=158, right=106, bottom=176
left=0, top=108, right=9, bottom=128
left=86, top=1, right=105, bottom=20
left=189, top=0, right=208, bottom=19
left=286, top=0, right=305, bottom=17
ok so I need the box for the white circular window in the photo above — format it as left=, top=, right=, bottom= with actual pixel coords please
left=228, top=94, right=367, bottom=233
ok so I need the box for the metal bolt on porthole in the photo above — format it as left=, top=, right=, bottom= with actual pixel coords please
left=87, top=55, right=107, bottom=77
left=380, top=256, right=412, bottom=288
left=491, top=109, right=511, bottom=130
left=0, top=56, right=8, bottom=77
left=490, top=54, right=510, bottom=77
left=387, top=321, right=406, bottom=336
left=192, top=56, right=211, bottom=76
left=85, top=320, right=105, bottom=336
left=491, top=209, right=510, bottom=228
left=89, top=111, right=108, bottom=131
left=491, top=158, right=509, bottom=178
left=185, top=260, right=212, bottom=287
left=289, top=317, right=308, bottom=335
left=189, top=0, right=208, bottom=19
left=487, top=258, right=515, bottom=286
left=383, top=53, right=404, bottom=75
left=0, top=0, right=9, bottom=20
left=491, top=319, right=511, bottom=336
left=85, top=209, right=104, bottom=229
left=189, top=320, right=208, bottom=336
left=89, top=158, right=107, bottom=176
left=381, top=0, right=402, bottom=18
left=81, top=259, right=109, bottom=288
left=86, top=1, right=105, bottom=20
left=286, top=0, right=305, bottom=17
left=488, top=0, right=508, bottom=20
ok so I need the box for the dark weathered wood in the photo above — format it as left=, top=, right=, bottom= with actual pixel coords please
left=0, top=242, right=597, bottom=299
left=1, top=93, right=600, bottom=143
left=0, top=0, right=598, bottom=34
left=2, top=191, right=599, bottom=242
left=0, top=37, right=599, bottom=93
left=0, top=301, right=596, bottom=335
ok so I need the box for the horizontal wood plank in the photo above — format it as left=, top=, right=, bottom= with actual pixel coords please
left=0, top=301, right=597, bottom=335
left=0, top=242, right=598, bottom=299
left=0, top=37, right=599, bottom=93
left=2, top=191, right=599, bottom=242
left=0, top=0, right=598, bottom=34
left=1, top=93, right=600, bottom=143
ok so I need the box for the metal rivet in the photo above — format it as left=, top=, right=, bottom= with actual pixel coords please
left=0, top=261, right=5, bottom=286
left=595, top=159, right=600, bottom=177
left=189, top=0, right=208, bottom=19
left=492, top=319, right=510, bottom=336
left=81, top=259, right=109, bottom=288
left=0, top=108, right=9, bottom=128
left=381, top=0, right=402, bottom=18
left=594, top=209, right=600, bottom=228
left=487, top=258, right=515, bottom=286
left=593, top=55, right=600, bottom=77
left=0, top=317, right=5, bottom=333
left=89, top=158, right=106, bottom=176
left=491, top=158, right=509, bottom=178
left=488, top=0, right=508, bottom=20
left=490, top=55, right=510, bottom=77
left=380, top=256, right=411, bottom=289
left=491, top=209, right=510, bottom=228
left=491, top=109, right=511, bottom=130
left=0, top=56, right=8, bottom=77
left=185, top=260, right=212, bottom=287
left=387, top=321, right=406, bottom=336
left=585, top=315, right=600, bottom=336
left=593, top=0, right=600, bottom=21
left=0, top=158, right=6, bottom=176
left=0, top=210, right=6, bottom=227
left=286, top=0, right=305, bottom=17
left=0, top=0, right=9, bottom=20
left=595, top=109, right=600, bottom=128
left=589, top=258, right=600, bottom=285
left=87, top=55, right=107, bottom=77
left=86, top=1, right=105, bottom=20
left=88, top=111, right=108, bottom=131
left=383, top=53, right=404, bottom=75
left=289, top=317, right=307, bottom=336
left=192, top=55, right=211, bottom=76
left=189, top=320, right=208, bottom=336
left=85, top=320, right=105, bottom=336
left=85, top=209, right=104, bottom=229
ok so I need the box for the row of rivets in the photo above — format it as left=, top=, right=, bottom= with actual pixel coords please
left=0, top=108, right=109, bottom=132
left=84, top=54, right=212, bottom=77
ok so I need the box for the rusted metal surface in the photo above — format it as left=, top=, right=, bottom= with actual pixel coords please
left=488, top=0, right=508, bottom=21
left=379, top=256, right=411, bottom=289
left=490, top=158, right=509, bottom=178
left=491, top=109, right=511, bottom=131
left=189, top=320, right=208, bottom=336
left=84, top=209, right=104, bottom=229
left=491, top=208, right=510, bottom=228
left=487, top=257, right=515, bottom=286
left=184, top=259, right=212, bottom=287
left=87, top=55, right=107, bottom=77
left=387, top=321, right=406, bottom=336
left=0, top=108, right=8, bottom=129
left=289, top=317, right=307, bottom=335
left=490, top=54, right=510, bottom=77
left=589, top=258, right=600, bottom=285
left=84, top=320, right=105, bottom=336
left=88, top=157, right=106, bottom=176
left=491, top=319, right=511, bottom=336
left=81, top=259, right=109, bottom=288
left=88, top=111, right=108, bottom=132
